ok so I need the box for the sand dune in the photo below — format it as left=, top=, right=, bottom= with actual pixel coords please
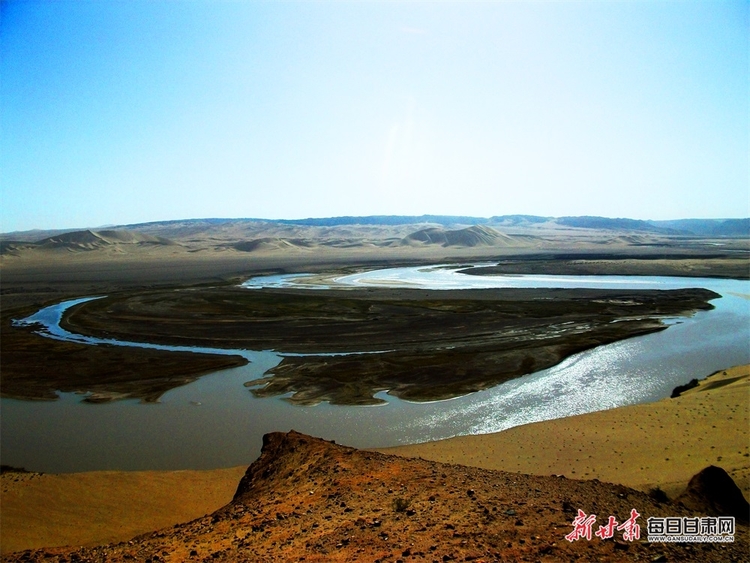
left=401, top=224, right=532, bottom=248
left=0, top=467, right=246, bottom=554
left=38, top=229, right=175, bottom=250
left=230, top=236, right=405, bottom=253
left=0, top=230, right=175, bottom=256
left=232, top=237, right=314, bottom=252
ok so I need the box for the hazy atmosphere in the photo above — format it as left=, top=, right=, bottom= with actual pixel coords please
left=1, top=0, right=748, bottom=231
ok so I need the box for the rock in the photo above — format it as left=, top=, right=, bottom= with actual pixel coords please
left=613, top=540, right=629, bottom=551
left=675, top=465, right=750, bottom=523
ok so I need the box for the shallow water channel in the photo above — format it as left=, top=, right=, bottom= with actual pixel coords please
left=2, top=266, right=749, bottom=472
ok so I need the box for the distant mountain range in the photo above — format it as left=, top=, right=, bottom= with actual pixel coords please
left=239, top=215, right=749, bottom=236
left=2, top=215, right=748, bottom=245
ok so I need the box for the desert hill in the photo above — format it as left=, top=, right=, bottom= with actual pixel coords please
left=3, top=431, right=745, bottom=563
left=2, top=215, right=748, bottom=263
left=0, top=230, right=175, bottom=256
left=226, top=225, right=534, bottom=253
left=232, top=237, right=314, bottom=252
left=400, top=225, right=531, bottom=248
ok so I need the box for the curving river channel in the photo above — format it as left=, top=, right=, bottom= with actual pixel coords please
left=2, top=265, right=749, bottom=472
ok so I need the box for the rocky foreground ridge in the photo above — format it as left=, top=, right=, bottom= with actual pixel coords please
left=3, top=431, right=748, bottom=562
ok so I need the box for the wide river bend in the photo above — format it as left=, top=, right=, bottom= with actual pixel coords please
left=2, top=266, right=749, bottom=472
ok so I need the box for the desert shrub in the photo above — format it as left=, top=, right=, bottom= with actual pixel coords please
left=393, top=497, right=411, bottom=512
left=671, top=378, right=699, bottom=398
left=0, top=465, right=29, bottom=474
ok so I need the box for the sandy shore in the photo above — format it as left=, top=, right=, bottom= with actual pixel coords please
left=2, top=365, right=747, bottom=554
left=0, top=466, right=246, bottom=554
left=379, top=364, right=750, bottom=500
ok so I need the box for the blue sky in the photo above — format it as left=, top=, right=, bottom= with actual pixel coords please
left=1, top=1, right=747, bottom=232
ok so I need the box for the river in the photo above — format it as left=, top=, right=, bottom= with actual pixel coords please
left=2, top=266, right=748, bottom=472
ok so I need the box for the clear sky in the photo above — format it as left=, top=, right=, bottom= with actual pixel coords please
left=1, top=1, right=747, bottom=232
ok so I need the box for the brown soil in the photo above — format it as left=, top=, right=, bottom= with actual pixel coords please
left=2, top=431, right=746, bottom=563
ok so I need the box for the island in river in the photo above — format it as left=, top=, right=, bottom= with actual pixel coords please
left=4, top=283, right=719, bottom=405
